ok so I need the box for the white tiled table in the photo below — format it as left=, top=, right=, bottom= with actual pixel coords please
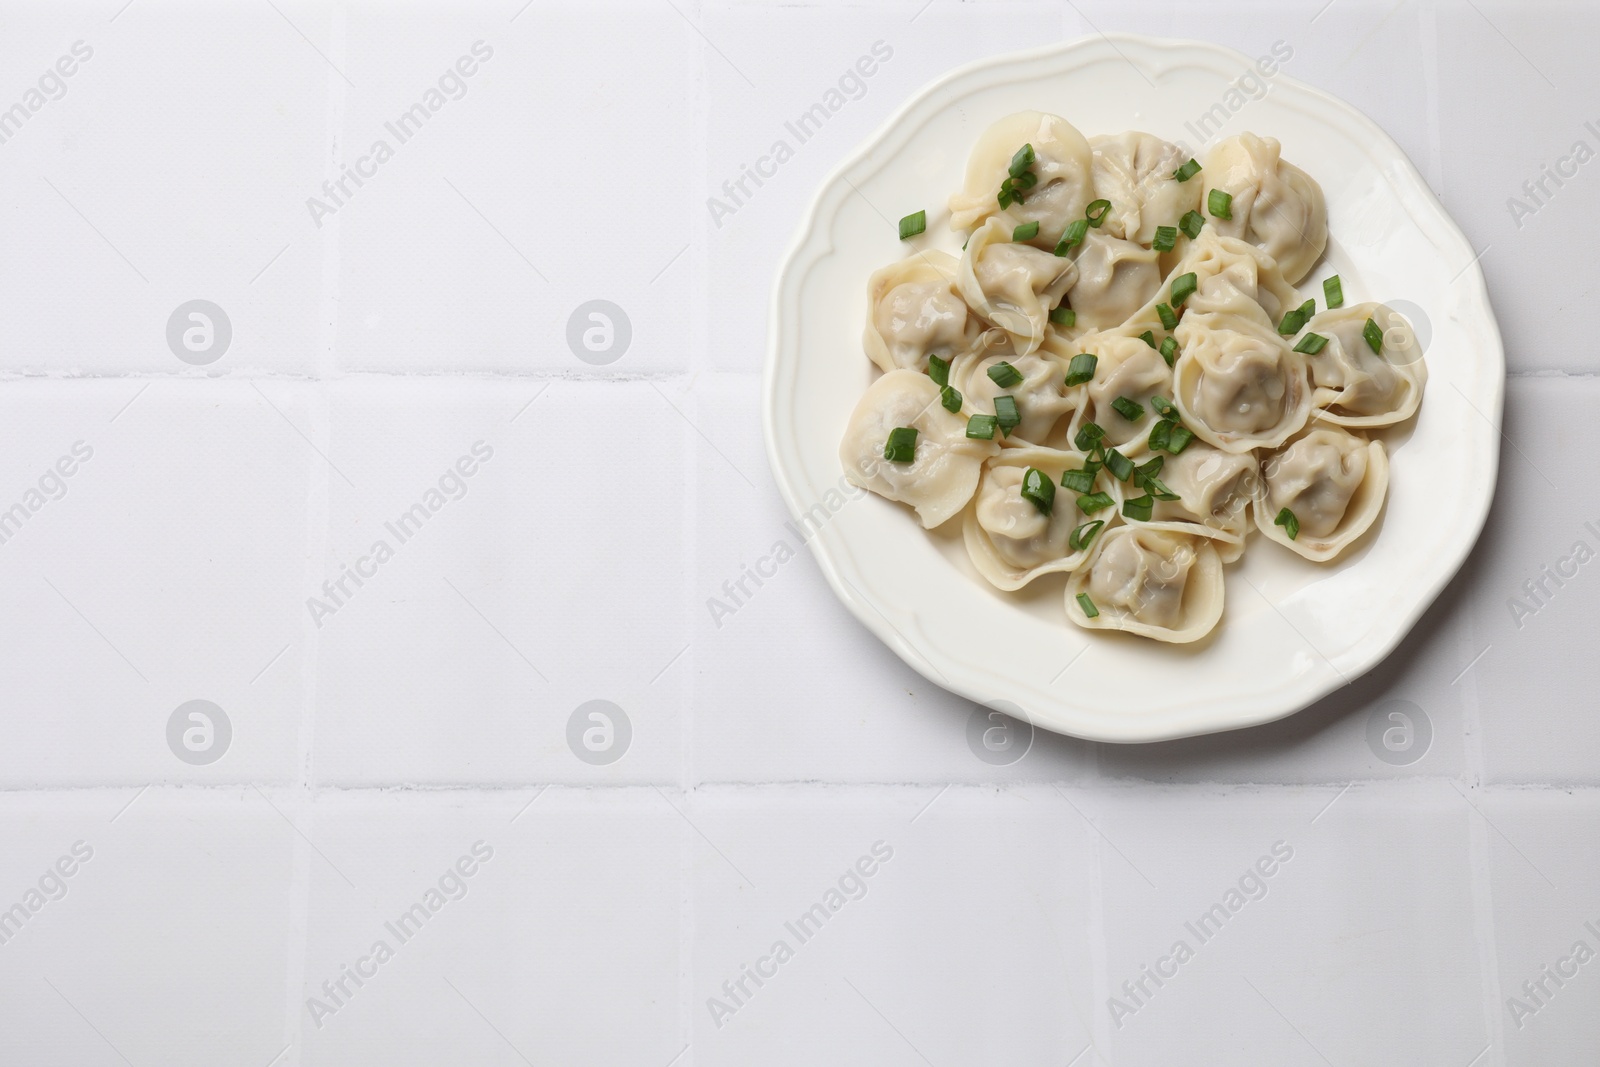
left=0, top=1, right=1594, bottom=1063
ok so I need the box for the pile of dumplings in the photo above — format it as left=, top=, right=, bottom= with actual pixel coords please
left=840, top=112, right=1427, bottom=643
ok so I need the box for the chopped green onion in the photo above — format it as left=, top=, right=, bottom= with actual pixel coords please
left=1150, top=395, right=1178, bottom=420
left=1179, top=209, right=1205, bottom=239
left=898, top=211, right=926, bottom=240
left=1012, top=220, right=1040, bottom=242
left=1274, top=507, right=1300, bottom=540
left=1050, top=305, right=1077, bottom=327
left=1064, top=353, right=1098, bottom=387
left=1074, top=421, right=1106, bottom=452
left=1147, top=418, right=1172, bottom=451
left=1156, top=302, right=1179, bottom=331
left=1170, top=271, right=1197, bottom=307
left=1013, top=170, right=1038, bottom=190
left=1076, top=592, right=1100, bottom=618
left=1172, top=158, right=1201, bottom=182
left=1159, top=336, right=1178, bottom=366
left=939, top=385, right=962, bottom=412
left=1166, top=425, right=1194, bottom=454
left=1069, top=520, right=1104, bottom=551
left=1085, top=199, right=1111, bottom=227
left=994, top=395, right=1020, bottom=436
left=966, top=414, right=997, bottom=439
left=1061, top=467, right=1097, bottom=494
left=1278, top=299, right=1316, bottom=336
left=1135, top=455, right=1165, bottom=479
left=926, top=353, right=950, bottom=386
left=1140, top=330, right=1157, bottom=349
left=883, top=426, right=918, bottom=463
left=1076, top=491, right=1114, bottom=514
left=1208, top=188, right=1233, bottom=219
left=1021, top=467, right=1055, bottom=515
left=1008, top=143, right=1035, bottom=178
left=987, top=361, right=1024, bottom=389
left=1293, top=332, right=1329, bottom=355
left=1141, top=473, right=1178, bottom=500
left=1323, top=275, right=1344, bottom=309
left=1122, top=494, right=1155, bottom=522
left=1104, top=448, right=1134, bottom=482
left=1054, top=218, right=1089, bottom=255
left=1363, top=317, right=1384, bottom=354
left=1110, top=396, right=1144, bottom=422
left=1152, top=225, right=1178, bottom=252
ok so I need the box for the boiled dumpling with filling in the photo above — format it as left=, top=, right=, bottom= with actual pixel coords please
left=1077, top=332, right=1172, bottom=450
left=1254, top=427, right=1388, bottom=561
left=949, top=111, right=1094, bottom=246
left=1138, top=445, right=1256, bottom=562
left=1161, top=230, right=1300, bottom=329
left=958, top=216, right=1076, bottom=355
left=863, top=251, right=979, bottom=374
left=1066, top=526, right=1224, bottom=643
left=953, top=340, right=1081, bottom=446
left=963, top=447, right=1111, bottom=590
left=1173, top=311, right=1311, bottom=453
left=1089, top=132, right=1201, bottom=245
left=840, top=370, right=999, bottom=529
left=1066, top=231, right=1162, bottom=330
left=1202, top=133, right=1328, bottom=284
left=1297, top=302, right=1427, bottom=427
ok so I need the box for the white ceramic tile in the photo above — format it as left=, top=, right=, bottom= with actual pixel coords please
left=310, top=377, right=690, bottom=785
left=0, top=788, right=295, bottom=1067
left=0, top=5, right=328, bottom=375
left=292, top=788, right=681, bottom=1065
left=334, top=0, right=696, bottom=375
left=687, top=785, right=1097, bottom=1064
left=0, top=379, right=311, bottom=787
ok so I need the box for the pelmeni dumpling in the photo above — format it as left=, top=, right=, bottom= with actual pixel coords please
left=863, top=251, right=979, bottom=374
left=1162, top=230, right=1301, bottom=328
left=953, top=340, right=1081, bottom=446
left=949, top=111, right=1094, bottom=244
left=1066, top=231, right=1163, bottom=330
left=1298, top=302, right=1427, bottom=427
left=1202, top=133, right=1328, bottom=284
left=1138, top=445, right=1257, bottom=562
left=958, top=217, right=1076, bottom=355
left=1066, top=526, right=1224, bottom=643
left=963, top=447, right=1111, bottom=590
left=1078, top=332, right=1173, bottom=450
left=840, top=370, right=999, bottom=529
left=1089, top=132, right=1201, bottom=245
left=1173, top=311, right=1312, bottom=453
left=1253, top=427, right=1388, bottom=561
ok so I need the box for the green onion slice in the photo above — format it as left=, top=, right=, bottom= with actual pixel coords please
left=1076, top=592, right=1100, bottom=618
left=1147, top=419, right=1171, bottom=451
left=1069, top=520, right=1104, bottom=551
left=1363, top=317, right=1384, bottom=354
left=1054, top=218, right=1089, bottom=255
left=1074, top=420, right=1106, bottom=451
left=1122, top=494, right=1155, bottom=521
left=1293, top=332, right=1329, bottom=355
left=1085, top=199, right=1111, bottom=227
left=1008, top=143, right=1035, bottom=178
left=883, top=426, right=918, bottom=463
left=1049, top=305, right=1077, bottom=327
left=939, top=385, right=962, bottom=413
left=1104, top=448, right=1134, bottom=482
left=1159, top=336, right=1178, bottom=366
left=1156, top=302, right=1179, bottom=331
left=1021, top=467, right=1055, bottom=515
left=1274, top=507, right=1300, bottom=540
left=1323, top=275, right=1344, bottom=309
left=1170, top=271, right=1197, bottom=307
left=1152, top=225, right=1178, bottom=252
left=1061, top=467, right=1097, bottom=494
left=926, top=353, right=950, bottom=386
left=1151, top=395, right=1178, bottom=420
left=966, top=413, right=997, bottom=440
left=1207, top=188, right=1233, bottom=219
left=1110, top=396, right=1145, bottom=422
left=1166, top=425, right=1195, bottom=454
left=1012, top=220, right=1040, bottom=242
left=1064, top=352, right=1098, bottom=387
left=1140, top=330, right=1157, bottom=349
left=1179, top=209, right=1205, bottom=239
left=1172, top=158, right=1201, bottom=182
left=994, top=395, right=1021, bottom=436
left=987, top=361, right=1024, bottom=389
left=1076, top=491, right=1114, bottom=514
left=897, top=210, right=926, bottom=240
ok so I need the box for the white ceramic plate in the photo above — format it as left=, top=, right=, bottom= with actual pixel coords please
left=763, top=34, right=1503, bottom=743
